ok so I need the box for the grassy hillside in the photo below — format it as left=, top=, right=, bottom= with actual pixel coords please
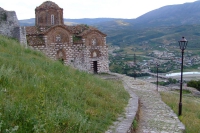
left=99, top=24, right=200, bottom=48
left=0, top=35, right=129, bottom=133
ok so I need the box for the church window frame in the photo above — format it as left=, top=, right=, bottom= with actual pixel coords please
left=56, top=34, right=61, bottom=42
left=51, top=14, right=54, bottom=25
left=93, top=51, right=97, bottom=57
left=91, top=38, right=97, bottom=45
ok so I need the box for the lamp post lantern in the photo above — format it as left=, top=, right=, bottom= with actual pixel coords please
left=178, top=36, right=188, bottom=116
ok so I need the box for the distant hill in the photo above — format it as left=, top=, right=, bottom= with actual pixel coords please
left=19, top=18, right=118, bottom=26
left=64, top=18, right=117, bottom=25
left=105, top=25, right=200, bottom=48
left=131, top=1, right=200, bottom=28
left=19, top=1, right=200, bottom=47
left=93, top=1, right=200, bottom=46
left=19, top=18, right=35, bottom=26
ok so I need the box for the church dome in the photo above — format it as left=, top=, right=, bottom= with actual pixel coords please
left=35, top=1, right=64, bottom=27
left=36, top=1, right=61, bottom=10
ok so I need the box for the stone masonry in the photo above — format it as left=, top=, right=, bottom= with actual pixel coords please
left=26, top=1, right=109, bottom=73
left=0, top=7, right=27, bottom=46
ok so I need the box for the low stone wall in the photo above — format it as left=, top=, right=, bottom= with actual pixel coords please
left=105, top=73, right=139, bottom=133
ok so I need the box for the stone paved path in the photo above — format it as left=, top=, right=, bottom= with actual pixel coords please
left=123, top=75, right=185, bottom=133
left=105, top=73, right=185, bottom=133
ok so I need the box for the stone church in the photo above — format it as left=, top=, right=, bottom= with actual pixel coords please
left=26, top=1, right=109, bottom=73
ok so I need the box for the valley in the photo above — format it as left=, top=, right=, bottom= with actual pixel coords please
left=108, top=42, right=200, bottom=80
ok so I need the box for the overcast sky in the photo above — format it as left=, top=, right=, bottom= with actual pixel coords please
left=0, top=0, right=197, bottom=20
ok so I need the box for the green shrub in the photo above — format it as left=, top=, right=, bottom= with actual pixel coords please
left=187, top=80, right=200, bottom=91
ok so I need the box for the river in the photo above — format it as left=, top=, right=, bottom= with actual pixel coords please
left=166, top=72, right=200, bottom=77
left=165, top=72, right=200, bottom=81
left=137, top=71, right=200, bottom=81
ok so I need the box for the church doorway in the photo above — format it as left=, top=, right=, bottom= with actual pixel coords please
left=56, top=49, right=65, bottom=64
left=93, top=61, right=98, bottom=74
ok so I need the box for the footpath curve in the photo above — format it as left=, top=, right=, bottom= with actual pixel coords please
left=105, top=73, right=139, bottom=133
left=105, top=73, right=185, bottom=133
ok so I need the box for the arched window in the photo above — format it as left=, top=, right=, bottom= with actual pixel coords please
left=56, top=34, right=61, bottom=42
left=91, top=38, right=97, bottom=45
left=91, top=50, right=100, bottom=58
left=93, top=51, right=97, bottom=57
left=51, top=14, right=54, bottom=25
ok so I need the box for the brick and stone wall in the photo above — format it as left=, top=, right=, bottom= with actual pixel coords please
left=35, top=1, right=63, bottom=27
left=30, top=40, right=109, bottom=73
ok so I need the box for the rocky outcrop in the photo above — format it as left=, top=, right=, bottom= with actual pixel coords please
left=0, top=7, right=27, bottom=46
left=0, top=7, right=19, bottom=37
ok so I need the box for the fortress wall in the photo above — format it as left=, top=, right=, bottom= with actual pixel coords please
left=0, top=8, right=19, bottom=37
left=0, top=7, right=27, bottom=46
left=13, top=26, right=27, bottom=46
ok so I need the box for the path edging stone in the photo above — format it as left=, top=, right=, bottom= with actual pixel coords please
left=105, top=73, right=139, bottom=133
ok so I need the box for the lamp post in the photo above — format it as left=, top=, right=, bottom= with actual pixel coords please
left=156, top=62, right=159, bottom=91
left=134, top=54, right=136, bottom=80
left=178, top=37, right=188, bottom=116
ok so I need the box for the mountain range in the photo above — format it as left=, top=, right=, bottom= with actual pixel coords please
left=19, top=1, right=200, bottom=48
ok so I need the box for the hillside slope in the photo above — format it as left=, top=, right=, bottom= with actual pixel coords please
left=105, top=25, right=200, bottom=47
left=95, top=1, right=200, bottom=30
left=132, top=1, right=200, bottom=28
left=0, top=35, right=129, bottom=132
left=94, top=1, right=200, bottom=46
